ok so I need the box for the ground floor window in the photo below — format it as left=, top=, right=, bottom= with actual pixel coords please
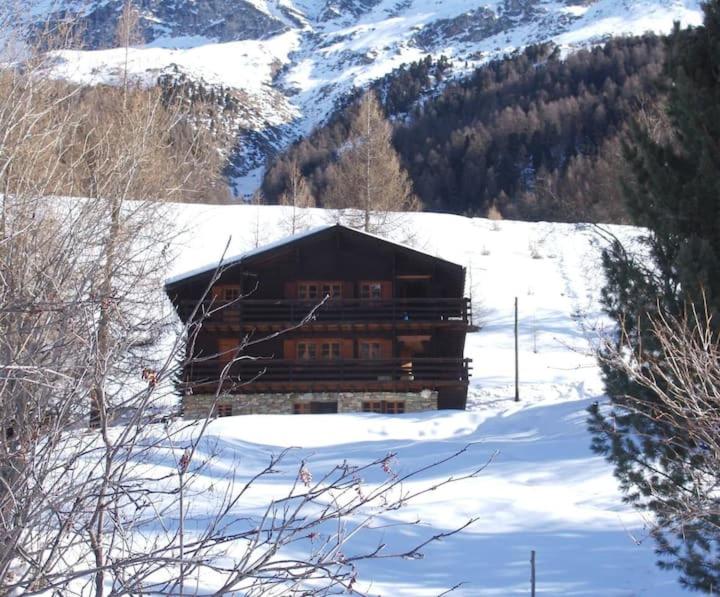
left=217, top=403, right=233, bottom=417
left=294, top=401, right=338, bottom=414
left=362, top=400, right=405, bottom=414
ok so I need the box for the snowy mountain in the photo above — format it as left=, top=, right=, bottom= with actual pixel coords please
left=28, top=0, right=703, bottom=193
left=147, top=203, right=677, bottom=594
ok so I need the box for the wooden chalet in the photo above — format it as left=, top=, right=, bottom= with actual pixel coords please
left=166, top=224, right=472, bottom=417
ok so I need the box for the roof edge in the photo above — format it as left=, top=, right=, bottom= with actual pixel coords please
left=165, top=223, right=464, bottom=287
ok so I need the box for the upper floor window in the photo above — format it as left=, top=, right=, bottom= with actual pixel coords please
left=359, top=341, right=383, bottom=359
left=299, top=281, right=342, bottom=300
left=360, top=282, right=385, bottom=300
left=321, top=342, right=341, bottom=360
left=322, top=283, right=342, bottom=298
left=215, top=285, right=241, bottom=302
left=297, top=342, right=317, bottom=360
left=298, top=341, right=341, bottom=360
left=299, top=283, right=318, bottom=300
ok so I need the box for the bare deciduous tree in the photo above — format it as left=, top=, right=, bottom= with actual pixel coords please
left=324, top=91, right=419, bottom=235
left=279, top=159, right=316, bottom=235
left=0, top=23, right=487, bottom=597
left=116, top=0, right=143, bottom=94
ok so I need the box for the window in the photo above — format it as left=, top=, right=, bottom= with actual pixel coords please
left=310, top=401, right=338, bottom=414
left=294, top=402, right=338, bottom=414
left=217, top=403, right=233, bottom=417
left=362, top=401, right=405, bottom=414
left=223, top=286, right=241, bottom=301
left=298, top=283, right=318, bottom=300
left=322, top=283, right=342, bottom=298
left=385, top=401, right=405, bottom=414
left=362, top=401, right=383, bottom=413
left=214, top=285, right=241, bottom=302
left=298, top=340, right=342, bottom=360
left=360, top=282, right=384, bottom=300
left=297, top=343, right=317, bottom=360
left=359, top=341, right=382, bottom=359
left=321, top=342, right=341, bottom=360
left=299, top=281, right=342, bottom=300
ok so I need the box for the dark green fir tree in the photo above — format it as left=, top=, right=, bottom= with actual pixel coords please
left=589, top=1, right=720, bottom=592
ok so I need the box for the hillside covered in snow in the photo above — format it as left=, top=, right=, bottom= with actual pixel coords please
left=150, top=204, right=680, bottom=595
left=26, top=0, right=703, bottom=193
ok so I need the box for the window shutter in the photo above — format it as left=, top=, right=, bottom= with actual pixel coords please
left=284, top=281, right=297, bottom=298
left=217, top=338, right=238, bottom=363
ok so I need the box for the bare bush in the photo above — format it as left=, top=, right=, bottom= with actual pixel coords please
left=598, top=302, right=720, bottom=571
left=0, top=19, right=487, bottom=597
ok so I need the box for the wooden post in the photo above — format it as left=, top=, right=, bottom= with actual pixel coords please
left=179, top=467, right=185, bottom=595
left=531, top=550, right=536, bottom=597
left=515, top=297, right=519, bottom=402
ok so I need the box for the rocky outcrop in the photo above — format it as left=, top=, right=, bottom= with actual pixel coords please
left=413, top=0, right=547, bottom=50
left=39, top=0, right=288, bottom=48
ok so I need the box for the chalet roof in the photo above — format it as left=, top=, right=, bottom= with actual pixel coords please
left=165, top=223, right=463, bottom=288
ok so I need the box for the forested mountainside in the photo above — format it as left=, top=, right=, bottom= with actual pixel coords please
left=27, top=0, right=701, bottom=194
left=263, top=35, right=667, bottom=222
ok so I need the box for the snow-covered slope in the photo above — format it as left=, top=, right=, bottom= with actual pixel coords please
left=28, top=0, right=703, bottom=194
left=151, top=205, right=677, bottom=595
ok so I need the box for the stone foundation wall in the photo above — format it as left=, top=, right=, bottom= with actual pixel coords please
left=183, top=390, right=438, bottom=418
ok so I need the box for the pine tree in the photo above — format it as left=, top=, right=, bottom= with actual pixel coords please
left=323, top=91, right=419, bottom=234
left=589, top=2, right=720, bottom=591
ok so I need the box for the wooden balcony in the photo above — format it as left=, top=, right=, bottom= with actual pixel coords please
left=181, top=298, right=471, bottom=331
left=184, top=357, right=472, bottom=394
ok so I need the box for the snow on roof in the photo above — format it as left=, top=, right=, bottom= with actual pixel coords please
left=165, top=223, right=462, bottom=286
left=165, top=224, right=335, bottom=286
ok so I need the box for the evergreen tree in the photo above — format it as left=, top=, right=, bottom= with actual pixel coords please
left=589, top=2, right=720, bottom=591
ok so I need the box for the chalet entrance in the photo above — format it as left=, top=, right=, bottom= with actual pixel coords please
left=294, top=401, right=338, bottom=414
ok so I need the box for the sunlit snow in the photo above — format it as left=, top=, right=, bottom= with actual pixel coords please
left=150, top=205, right=676, bottom=595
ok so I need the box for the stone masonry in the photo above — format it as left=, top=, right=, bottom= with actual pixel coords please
left=182, top=390, right=438, bottom=418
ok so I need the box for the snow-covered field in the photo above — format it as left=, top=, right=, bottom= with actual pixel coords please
left=155, top=205, right=680, bottom=595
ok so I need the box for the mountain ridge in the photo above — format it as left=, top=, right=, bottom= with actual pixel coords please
left=25, top=0, right=703, bottom=195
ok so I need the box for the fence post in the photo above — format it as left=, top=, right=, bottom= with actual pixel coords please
left=515, top=297, right=520, bottom=402
left=531, top=550, right=536, bottom=597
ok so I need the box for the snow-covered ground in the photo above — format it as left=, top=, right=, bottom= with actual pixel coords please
left=154, top=205, right=680, bottom=595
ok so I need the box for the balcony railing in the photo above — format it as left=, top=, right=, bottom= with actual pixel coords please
left=185, top=357, right=471, bottom=389
left=181, top=297, right=471, bottom=325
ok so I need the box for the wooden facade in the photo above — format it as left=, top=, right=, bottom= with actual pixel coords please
left=166, top=225, right=472, bottom=415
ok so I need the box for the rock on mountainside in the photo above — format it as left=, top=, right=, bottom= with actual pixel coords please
left=31, top=1, right=294, bottom=47
left=26, top=0, right=703, bottom=195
